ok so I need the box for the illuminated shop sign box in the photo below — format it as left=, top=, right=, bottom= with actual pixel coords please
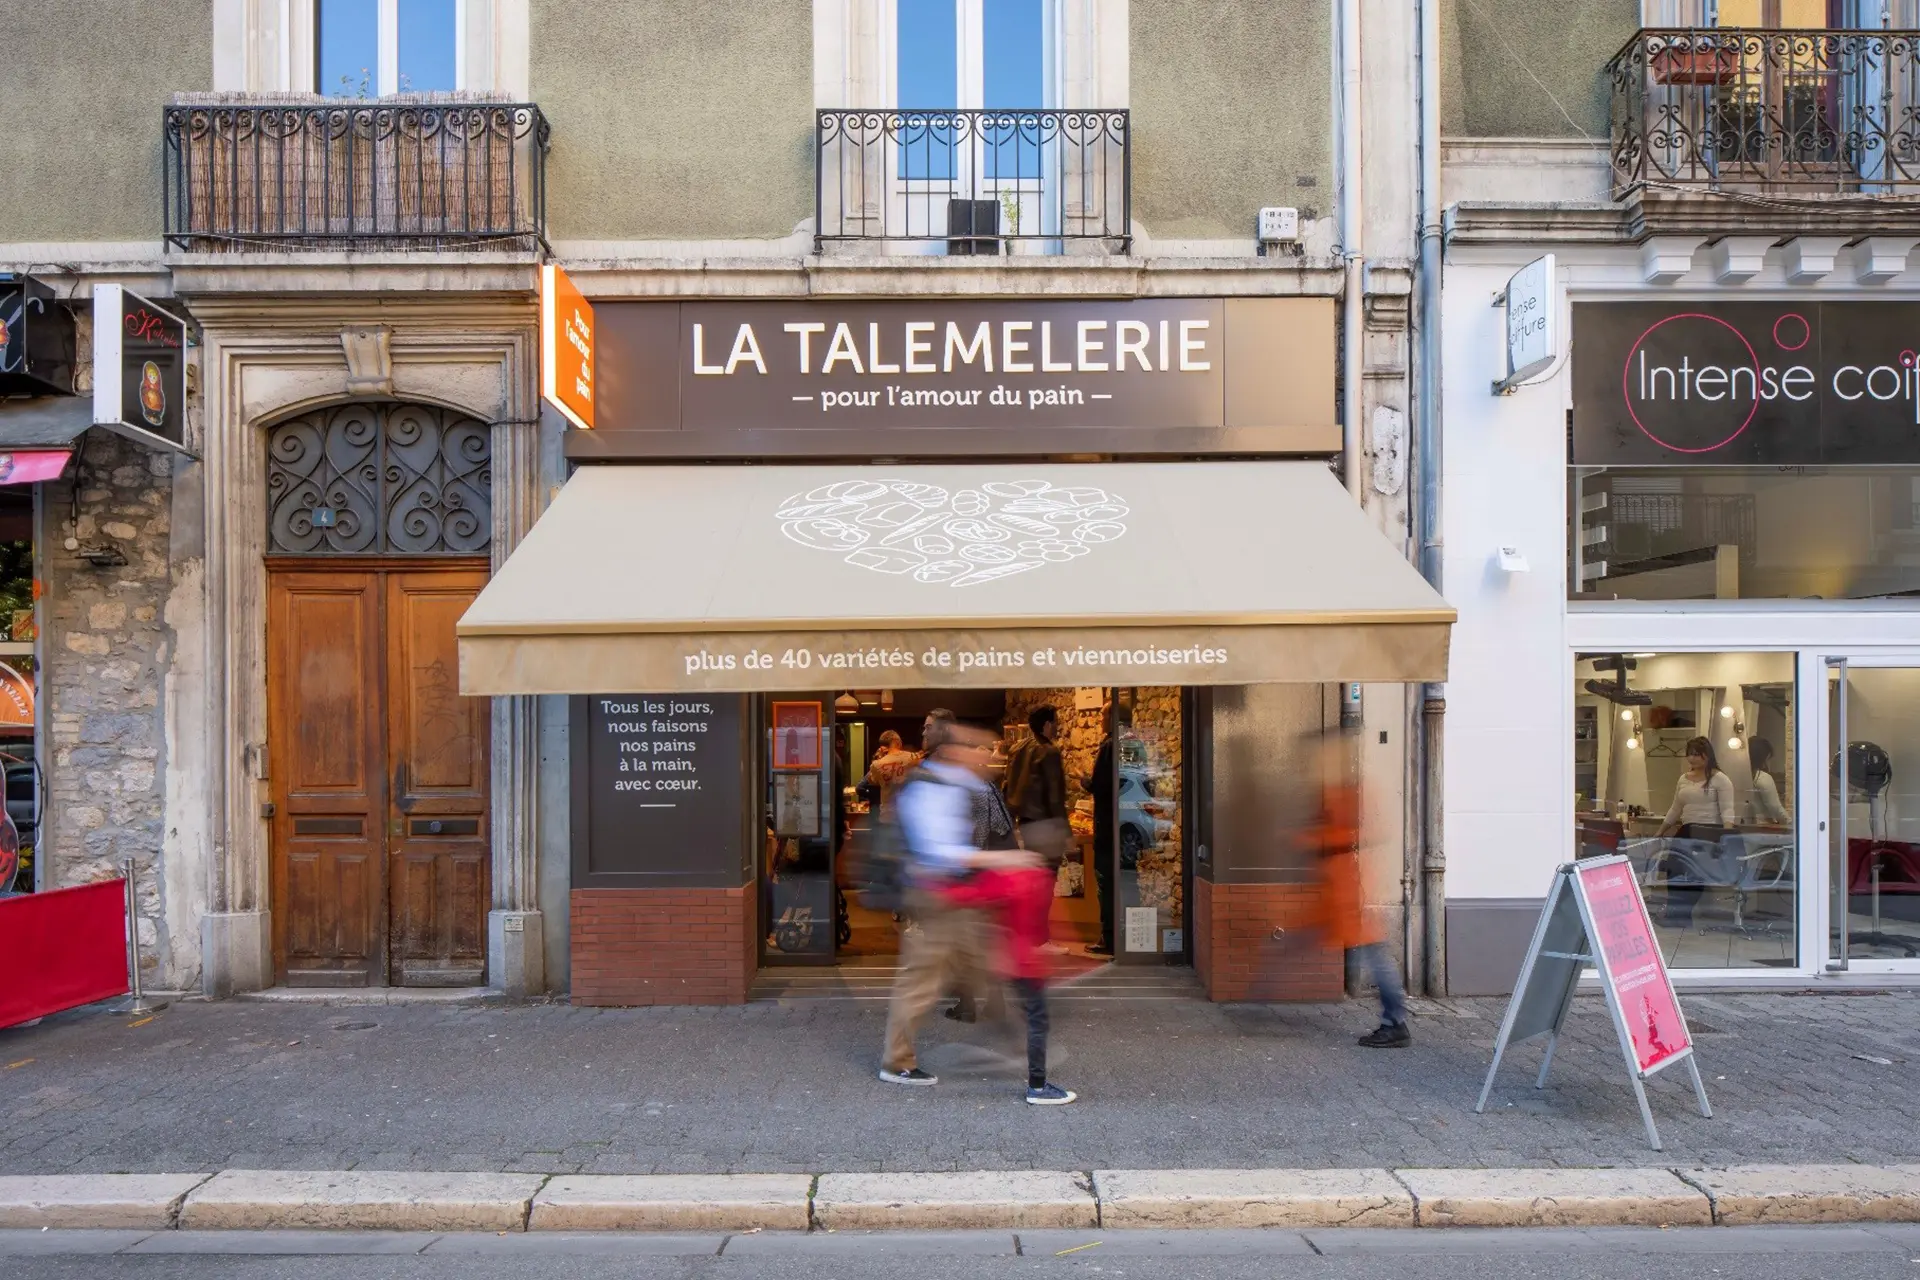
left=1573, top=301, right=1920, bottom=465
left=92, top=284, right=191, bottom=455
left=0, top=274, right=77, bottom=396
left=541, top=264, right=596, bottom=431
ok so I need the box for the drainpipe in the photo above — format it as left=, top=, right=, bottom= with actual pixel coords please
left=1338, top=0, right=1364, bottom=498
left=1414, top=0, right=1447, bottom=997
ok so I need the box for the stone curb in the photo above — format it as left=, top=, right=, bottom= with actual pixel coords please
left=0, top=1175, right=213, bottom=1230
left=177, top=1171, right=548, bottom=1232
left=530, top=1174, right=814, bottom=1231
left=1094, top=1169, right=1414, bottom=1228
left=1395, top=1168, right=1713, bottom=1228
left=1, top=1165, right=1915, bottom=1232
left=813, top=1171, right=1097, bottom=1230
left=1683, top=1164, right=1920, bottom=1226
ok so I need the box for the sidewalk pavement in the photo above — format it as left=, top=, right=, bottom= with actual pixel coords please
left=1, top=990, right=1917, bottom=1179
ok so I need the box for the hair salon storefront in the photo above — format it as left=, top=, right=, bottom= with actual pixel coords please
left=1444, top=259, right=1920, bottom=992
left=461, top=294, right=1454, bottom=1006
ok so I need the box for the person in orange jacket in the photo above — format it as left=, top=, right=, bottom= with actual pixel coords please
left=1307, top=731, right=1410, bottom=1048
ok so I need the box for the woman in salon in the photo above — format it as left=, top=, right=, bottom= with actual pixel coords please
left=1747, top=736, right=1790, bottom=826
left=1658, top=736, right=1738, bottom=838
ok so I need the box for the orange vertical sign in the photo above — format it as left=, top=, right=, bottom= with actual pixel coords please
left=541, top=264, right=595, bottom=430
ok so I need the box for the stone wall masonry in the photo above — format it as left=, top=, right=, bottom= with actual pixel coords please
left=39, top=305, right=194, bottom=989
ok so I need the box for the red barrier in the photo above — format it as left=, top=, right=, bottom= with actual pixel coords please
left=0, top=880, right=130, bottom=1029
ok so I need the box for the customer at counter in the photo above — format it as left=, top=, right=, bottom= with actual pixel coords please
left=1657, top=736, right=1737, bottom=838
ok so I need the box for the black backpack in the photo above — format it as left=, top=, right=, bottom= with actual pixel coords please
left=846, top=771, right=922, bottom=913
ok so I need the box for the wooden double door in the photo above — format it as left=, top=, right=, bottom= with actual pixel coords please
left=267, top=561, right=491, bottom=987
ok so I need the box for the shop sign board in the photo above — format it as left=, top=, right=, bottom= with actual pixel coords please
left=1492, top=254, right=1556, bottom=395
left=575, top=297, right=1337, bottom=458
left=541, top=264, right=595, bottom=430
left=0, top=661, right=34, bottom=729
left=91, top=284, right=190, bottom=455
left=0, top=273, right=77, bottom=396
left=1474, top=855, right=1710, bottom=1150
left=1573, top=301, right=1920, bottom=464
left=570, top=694, right=746, bottom=887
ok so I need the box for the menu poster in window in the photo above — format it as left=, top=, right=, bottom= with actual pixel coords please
left=773, top=772, right=822, bottom=837
left=770, top=701, right=822, bottom=770
left=575, top=694, right=744, bottom=884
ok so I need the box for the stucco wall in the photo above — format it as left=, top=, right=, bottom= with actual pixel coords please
left=532, top=0, right=812, bottom=241
left=0, top=1, right=211, bottom=243
left=1130, top=1, right=1332, bottom=241
left=1440, top=0, right=1639, bottom=138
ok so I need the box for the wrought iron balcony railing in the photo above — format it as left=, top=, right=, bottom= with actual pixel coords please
left=816, top=108, right=1130, bottom=253
left=1609, top=28, right=1920, bottom=195
left=163, top=101, right=549, bottom=251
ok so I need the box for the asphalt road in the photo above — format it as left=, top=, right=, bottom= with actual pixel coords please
left=5, top=1226, right=1920, bottom=1278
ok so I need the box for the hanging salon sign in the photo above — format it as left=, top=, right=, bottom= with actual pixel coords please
left=92, top=284, right=191, bottom=455
left=573, top=297, right=1336, bottom=459
left=1573, top=301, right=1920, bottom=465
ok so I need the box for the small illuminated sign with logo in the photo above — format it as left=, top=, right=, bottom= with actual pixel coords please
left=92, top=284, right=190, bottom=454
left=541, top=264, right=595, bottom=431
left=0, top=273, right=77, bottom=396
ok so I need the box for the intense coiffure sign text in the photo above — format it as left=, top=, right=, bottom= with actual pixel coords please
left=1573, top=302, right=1920, bottom=465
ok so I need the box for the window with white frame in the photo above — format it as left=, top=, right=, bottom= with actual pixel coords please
left=317, top=0, right=461, bottom=97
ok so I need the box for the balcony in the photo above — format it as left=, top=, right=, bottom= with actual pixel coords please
left=1609, top=28, right=1920, bottom=196
left=163, top=101, right=549, bottom=252
left=815, top=108, right=1130, bottom=254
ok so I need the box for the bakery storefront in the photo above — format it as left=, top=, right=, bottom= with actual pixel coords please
left=461, top=297, right=1453, bottom=1004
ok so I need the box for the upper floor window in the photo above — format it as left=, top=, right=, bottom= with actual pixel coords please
left=898, top=0, right=1044, bottom=109
left=896, top=0, right=1046, bottom=180
left=318, top=0, right=459, bottom=97
left=1648, top=0, right=1910, bottom=25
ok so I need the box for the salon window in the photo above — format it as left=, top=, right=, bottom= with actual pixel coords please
left=1574, top=651, right=1797, bottom=969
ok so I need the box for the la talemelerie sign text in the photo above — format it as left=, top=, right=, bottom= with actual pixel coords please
left=690, top=311, right=1217, bottom=416
left=582, top=297, right=1336, bottom=443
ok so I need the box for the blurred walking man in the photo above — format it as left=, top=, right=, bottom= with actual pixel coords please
left=879, top=723, right=1039, bottom=1087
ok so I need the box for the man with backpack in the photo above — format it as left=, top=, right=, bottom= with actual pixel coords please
left=878, top=722, right=1073, bottom=1103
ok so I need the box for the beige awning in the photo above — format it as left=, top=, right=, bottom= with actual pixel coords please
left=458, top=461, right=1454, bottom=694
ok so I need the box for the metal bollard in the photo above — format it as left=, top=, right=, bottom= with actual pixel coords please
left=110, top=857, right=167, bottom=1016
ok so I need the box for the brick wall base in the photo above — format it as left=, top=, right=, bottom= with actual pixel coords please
left=570, top=886, right=755, bottom=1006
left=1194, top=878, right=1345, bottom=1002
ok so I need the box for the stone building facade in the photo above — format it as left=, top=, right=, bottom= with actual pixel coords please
left=2, top=0, right=1446, bottom=1002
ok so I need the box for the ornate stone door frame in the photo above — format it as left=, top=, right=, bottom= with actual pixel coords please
left=184, top=292, right=546, bottom=997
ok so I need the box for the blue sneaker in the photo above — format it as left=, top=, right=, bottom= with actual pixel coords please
left=1025, top=1082, right=1077, bottom=1105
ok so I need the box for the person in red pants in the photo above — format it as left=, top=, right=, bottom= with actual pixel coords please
left=945, top=860, right=1076, bottom=1105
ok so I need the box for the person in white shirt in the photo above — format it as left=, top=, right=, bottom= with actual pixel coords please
left=1658, top=736, right=1738, bottom=836
left=879, top=722, right=1037, bottom=1089
left=1748, top=736, right=1789, bottom=826
left=1655, top=735, right=1738, bottom=927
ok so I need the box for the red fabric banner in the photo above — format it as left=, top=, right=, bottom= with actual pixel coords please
left=1576, top=859, right=1690, bottom=1073
left=0, top=880, right=129, bottom=1029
